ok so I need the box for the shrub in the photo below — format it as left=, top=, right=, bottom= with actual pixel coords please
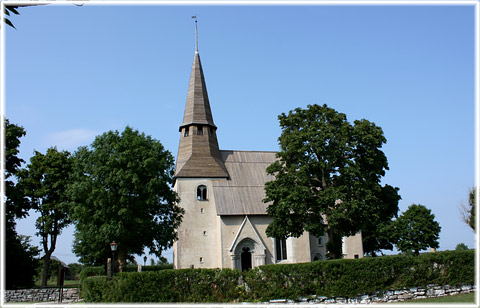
left=81, top=250, right=474, bottom=303
left=79, top=266, right=105, bottom=281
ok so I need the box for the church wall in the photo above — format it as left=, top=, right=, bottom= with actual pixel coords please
left=342, top=231, right=364, bottom=259
left=309, top=233, right=328, bottom=261
left=174, top=178, right=220, bottom=269
left=290, top=232, right=314, bottom=264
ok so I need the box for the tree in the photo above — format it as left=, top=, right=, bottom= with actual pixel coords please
left=5, top=118, right=29, bottom=226
left=66, top=263, right=83, bottom=280
left=455, top=243, right=469, bottom=251
left=264, top=104, right=400, bottom=258
left=5, top=234, right=40, bottom=289
left=4, top=118, right=40, bottom=289
left=460, top=188, right=475, bottom=231
left=394, top=204, right=441, bottom=256
left=69, top=126, right=183, bottom=269
left=17, top=147, right=74, bottom=287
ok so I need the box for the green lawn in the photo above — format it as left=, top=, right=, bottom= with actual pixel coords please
left=34, top=279, right=80, bottom=288
left=399, top=292, right=476, bottom=304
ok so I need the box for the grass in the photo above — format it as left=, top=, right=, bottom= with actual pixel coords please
left=34, top=279, right=80, bottom=288
left=399, top=292, right=476, bottom=304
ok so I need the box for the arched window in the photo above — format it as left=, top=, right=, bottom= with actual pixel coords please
left=197, top=185, right=207, bottom=201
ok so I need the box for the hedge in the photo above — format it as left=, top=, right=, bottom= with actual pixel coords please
left=82, top=250, right=474, bottom=303
left=123, top=264, right=174, bottom=272
left=80, top=264, right=173, bottom=281
left=82, top=268, right=243, bottom=302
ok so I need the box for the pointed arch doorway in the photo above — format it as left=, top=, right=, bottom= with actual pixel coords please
left=231, top=237, right=265, bottom=270
left=240, top=247, right=252, bottom=271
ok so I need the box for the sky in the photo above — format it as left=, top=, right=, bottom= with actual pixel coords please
left=3, top=1, right=477, bottom=265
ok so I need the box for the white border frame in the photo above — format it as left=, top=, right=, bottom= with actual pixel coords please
left=0, top=1, right=478, bottom=307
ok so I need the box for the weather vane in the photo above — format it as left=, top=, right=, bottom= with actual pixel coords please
left=192, top=15, right=198, bottom=53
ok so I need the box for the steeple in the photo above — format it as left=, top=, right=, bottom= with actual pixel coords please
left=175, top=20, right=229, bottom=178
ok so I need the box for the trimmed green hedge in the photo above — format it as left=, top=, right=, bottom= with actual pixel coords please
left=82, top=268, right=243, bottom=302
left=80, top=264, right=174, bottom=281
left=82, top=250, right=474, bottom=303
left=123, top=264, right=174, bottom=272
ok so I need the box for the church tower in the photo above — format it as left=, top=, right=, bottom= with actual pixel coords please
left=174, top=21, right=228, bottom=179
left=173, top=20, right=227, bottom=269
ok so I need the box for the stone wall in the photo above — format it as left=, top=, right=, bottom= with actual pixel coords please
left=268, top=284, right=476, bottom=304
left=5, top=288, right=80, bottom=303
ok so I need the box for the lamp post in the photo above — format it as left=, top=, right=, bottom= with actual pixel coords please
left=143, top=256, right=147, bottom=266
left=110, top=241, right=117, bottom=278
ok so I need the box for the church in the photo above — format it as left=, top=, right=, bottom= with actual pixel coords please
left=172, top=25, right=363, bottom=271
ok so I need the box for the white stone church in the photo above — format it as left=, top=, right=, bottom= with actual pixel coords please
left=172, top=28, right=363, bottom=271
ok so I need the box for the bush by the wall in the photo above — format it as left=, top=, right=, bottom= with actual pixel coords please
left=81, top=250, right=474, bottom=303
left=83, top=268, right=243, bottom=302
left=79, top=266, right=105, bottom=281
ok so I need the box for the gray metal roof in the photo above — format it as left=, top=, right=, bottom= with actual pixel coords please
left=212, top=150, right=277, bottom=215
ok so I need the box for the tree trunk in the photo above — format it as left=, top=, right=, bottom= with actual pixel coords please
left=326, top=228, right=343, bottom=259
left=41, top=231, right=57, bottom=288
left=41, top=253, right=51, bottom=288
left=118, top=250, right=127, bottom=273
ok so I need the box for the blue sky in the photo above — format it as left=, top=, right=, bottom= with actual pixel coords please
left=4, top=2, right=476, bottom=265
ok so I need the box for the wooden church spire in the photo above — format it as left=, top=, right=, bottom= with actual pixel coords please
left=175, top=19, right=229, bottom=178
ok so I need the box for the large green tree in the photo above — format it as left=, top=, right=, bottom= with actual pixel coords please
left=264, top=104, right=400, bottom=258
left=17, top=147, right=74, bottom=287
left=4, top=118, right=40, bottom=289
left=69, top=126, right=183, bottom=269
left=394, top=204, right=441, bottom=256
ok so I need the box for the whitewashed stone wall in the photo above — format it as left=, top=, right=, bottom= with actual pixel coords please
left=5, top=288, right=80, bottom=303
left=268, top=284, right=476, bottom=304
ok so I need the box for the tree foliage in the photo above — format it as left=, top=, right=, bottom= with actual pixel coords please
left=468, top=188, right=476, bottom=231
left=69, top=126, right=183, bottom=268
left=5, top=234, right=40, bottom=289
left=264, top=104, right=400, bottom=258
left=459, top=187, right=475, bottom=232
left=17, top=147, right=74, bottom=287
left=3, top=5, right=20, bottom=29
left=4, top=118, right=41, bottom=289
left=5, top=118, right=29, bottom=226
left=394, top=204, right=441, bottom=256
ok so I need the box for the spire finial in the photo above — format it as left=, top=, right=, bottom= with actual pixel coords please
left=192, top=15, right=198, bottom=53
